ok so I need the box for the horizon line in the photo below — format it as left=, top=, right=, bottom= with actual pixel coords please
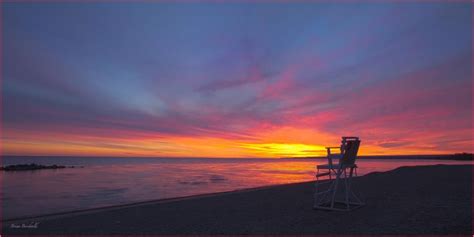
left=2, top=153, right=471, bottom=159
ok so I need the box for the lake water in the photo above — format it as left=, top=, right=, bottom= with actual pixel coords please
left=2, top=156, right=472, bottom=220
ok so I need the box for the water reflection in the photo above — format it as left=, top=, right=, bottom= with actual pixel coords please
left=2, top=158, right=472, bottom=219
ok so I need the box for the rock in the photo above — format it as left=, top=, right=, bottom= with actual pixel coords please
left=0, top=163, right=72, bottom=171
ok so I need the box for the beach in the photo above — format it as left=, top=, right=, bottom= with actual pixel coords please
left=3, top=164, right=472, bottom=235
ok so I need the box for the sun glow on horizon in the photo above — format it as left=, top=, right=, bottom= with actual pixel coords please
left=2, top=125, right=469, bottom=158
left=239, top=143, right=327, bottom=157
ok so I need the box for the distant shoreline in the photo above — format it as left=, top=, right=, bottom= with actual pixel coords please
left=2, top=153, right=472, bottom=160
left=284, top=153, right=473, bottom=161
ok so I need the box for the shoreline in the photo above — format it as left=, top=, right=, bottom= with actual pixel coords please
left=3, top=180, right=315, bottom=223
left=3, top=164, right=472, bottom=235
left=3, top=163, right=434, bottom=222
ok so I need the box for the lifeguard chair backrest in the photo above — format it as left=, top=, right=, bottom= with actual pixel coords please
left=339, top=138, right=360, bottom=166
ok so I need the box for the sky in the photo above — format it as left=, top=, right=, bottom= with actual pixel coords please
left=1, top=2, right=472, bottom=158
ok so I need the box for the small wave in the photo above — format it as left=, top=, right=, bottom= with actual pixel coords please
left=209, top=175, right=227, bottom=182
left=178, top=181, right=208, bottom=185
left=94, top=188, right=129, bottom=196
left=260, top=170, right=311, bottom=175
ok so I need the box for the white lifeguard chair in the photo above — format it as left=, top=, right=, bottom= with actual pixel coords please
left=314, top=136, right=364, bottom=211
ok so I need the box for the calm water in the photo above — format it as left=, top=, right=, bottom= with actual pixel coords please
left=1, top=156, right=472, bottom=219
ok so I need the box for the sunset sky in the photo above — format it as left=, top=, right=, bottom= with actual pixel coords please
left=1, top=2, right=472, bottom=158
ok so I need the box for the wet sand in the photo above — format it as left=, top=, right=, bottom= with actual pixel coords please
left=2, top=164, right=472, bottom=235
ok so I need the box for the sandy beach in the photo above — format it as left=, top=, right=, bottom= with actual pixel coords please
left=3, top=164, right=472, bottom=235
